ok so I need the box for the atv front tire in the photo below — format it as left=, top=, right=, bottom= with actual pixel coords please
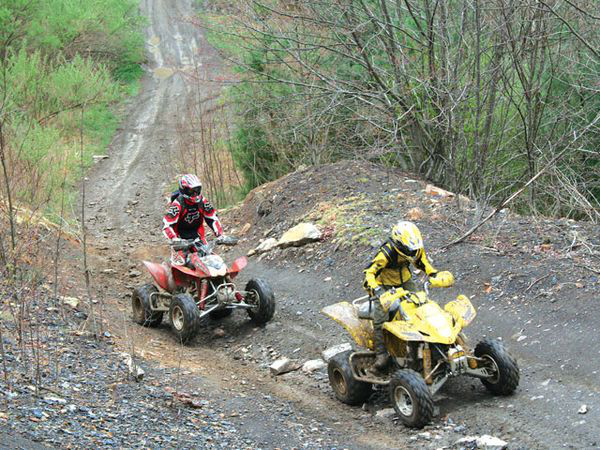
left=246, top=278, right=275, bottom=324
left=169, top=293, right=200, bottom=344
left=389, top=369, right=434, bottom=428
left=475, top=339, right=520, bottom=395
left=132, top=284, right=163, bottom=327
left=328, top=350, right=372, bottom=406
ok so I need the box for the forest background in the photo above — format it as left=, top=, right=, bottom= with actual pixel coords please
left=202, top=0, right=600, bottom=221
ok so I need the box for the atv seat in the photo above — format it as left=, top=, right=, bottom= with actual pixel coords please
left=357, top=301, right=374, bottom=320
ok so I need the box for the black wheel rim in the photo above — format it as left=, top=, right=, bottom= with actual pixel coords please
left=332, top=368, right=348, bottom=396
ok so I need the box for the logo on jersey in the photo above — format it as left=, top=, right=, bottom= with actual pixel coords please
left=184, top=210, right=201, bottom=224
left=202, top=200, right=214, bottom=212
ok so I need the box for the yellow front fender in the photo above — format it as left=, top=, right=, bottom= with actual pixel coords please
left=321, top=302, right=374, bottom=349
left=382, top=321, right=426, bottom=342
left=445, top=295, right=476, bottom=329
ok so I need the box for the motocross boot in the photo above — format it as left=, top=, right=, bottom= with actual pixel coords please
left=371, top=293, right=390, bottom=371
left=372, top=328, right=390, bottom=371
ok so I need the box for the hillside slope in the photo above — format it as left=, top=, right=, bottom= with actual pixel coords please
left=222, top=160, right=600, bottom=448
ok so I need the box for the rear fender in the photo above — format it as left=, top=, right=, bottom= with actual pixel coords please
left=445, top=294, right=476, bottom=329
left=143, top=261, right=176, bottom=293
left=227, top=256, right=247, bottom=279
left=321, top=302, right=374, bottom=349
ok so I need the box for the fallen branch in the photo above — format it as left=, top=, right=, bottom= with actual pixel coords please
left=581, top=266, right=600, bottom=275
left=525, top=273, right=552, bottom=293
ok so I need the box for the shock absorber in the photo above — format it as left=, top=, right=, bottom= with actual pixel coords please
left=423, top=343, right=432, bottom=384
left=199, top=280, right=208, bottom=310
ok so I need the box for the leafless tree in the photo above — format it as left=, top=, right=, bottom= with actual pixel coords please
left=203, top=0, right=600, bottom=220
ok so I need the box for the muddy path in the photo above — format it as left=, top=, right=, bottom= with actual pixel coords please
left=86, top=0, right=221, bottom=237
left=81, top=1, right=600, bottom=449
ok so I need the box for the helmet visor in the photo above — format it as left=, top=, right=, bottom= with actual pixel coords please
left=184, top=186, right=202, bottom=197
left=394, top=241, right=418, bottom=258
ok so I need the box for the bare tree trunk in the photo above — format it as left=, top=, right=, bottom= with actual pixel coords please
left=0, top=323, right=10, bottom=396
left=0, top=120, right=16, bottom=263
left=53, top=155, right=69, bottom=320
left=79, top=106, right=96, bottom=337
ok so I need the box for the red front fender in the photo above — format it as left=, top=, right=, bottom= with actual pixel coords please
left=227, top=256, right=247, bottom=279
left=143, top=261, right=176, bottom=292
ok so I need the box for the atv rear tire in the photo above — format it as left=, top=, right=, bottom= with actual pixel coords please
left=169, top=293, right=200, bottom=344
left=132, top=284, right=163, bottom=327
left=475, top=339, right=519, bottom=395
left=209, top=308, right=233, bottom=319
left=389, top=369, right=434, bottom=428
left=328, top=350, right=372, bottom=406
left=246, top=278, right=275, bottom=324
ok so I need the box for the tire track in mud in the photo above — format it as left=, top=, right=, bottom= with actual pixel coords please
left=86, top=0, right=218, bottom=235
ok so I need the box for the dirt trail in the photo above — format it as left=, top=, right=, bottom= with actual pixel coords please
left=86, top=0, right=220, bottom=235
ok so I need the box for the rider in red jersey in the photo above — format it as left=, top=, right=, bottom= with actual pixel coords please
left=163, top=174, right=223, bottom=265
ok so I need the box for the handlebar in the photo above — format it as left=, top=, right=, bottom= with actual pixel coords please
left=169, top=235, right=239, bottom=253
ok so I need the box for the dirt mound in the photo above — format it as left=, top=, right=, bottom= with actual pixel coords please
left=225, top=160, right=599, bottom=280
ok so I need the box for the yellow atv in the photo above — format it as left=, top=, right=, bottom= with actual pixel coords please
left=322, top=274, right=519, bottom=428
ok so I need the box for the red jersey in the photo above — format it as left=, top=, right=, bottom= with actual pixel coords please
left=162, top=194, right=223, bottom=243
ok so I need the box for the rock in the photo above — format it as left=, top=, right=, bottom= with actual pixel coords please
left=302, top=359, right=326, bottom=373
left=456, top=435, right=507, bottom=450
left=129, top=270, right=142, bottom=278
left=240, top=223, right=252, bottom=235
left=252, top=238, right=278, bottom=255
left=269, top=358, right=301, bottom=376
left=578, top=404, right=588, bottom=414
left=321, top=343, right=352, bottom=362
left=92, top=155, right=109, bottom=161
left=425, top=184, right=455, bottom=198
left=43, top=396, right=67, bottom=405
left=123, top=353, right=145, bottom=381
left=61, top=296, right=80, bottom=309
left=406, top=207, right=424, bottom=221
left=418, top=431, right=431, bottom=440
left=257, top=200, right=272, bottom=216
left=278, top=223, right=321, bottom=248
left=375, top=408, right=395, bottom=419
left=213, top=328, right=226, bottom=338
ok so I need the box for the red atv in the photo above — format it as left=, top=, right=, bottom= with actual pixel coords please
left=131, top=237, right=275, bottom=344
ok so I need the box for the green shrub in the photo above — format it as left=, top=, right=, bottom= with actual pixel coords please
left=0, top=0, right=145, bottom=218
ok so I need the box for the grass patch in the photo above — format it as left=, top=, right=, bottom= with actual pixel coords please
left=306, top=195, right=385, bottom=248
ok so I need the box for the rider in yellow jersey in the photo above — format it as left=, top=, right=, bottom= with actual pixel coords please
left=363, top=221, right=452, bottom=370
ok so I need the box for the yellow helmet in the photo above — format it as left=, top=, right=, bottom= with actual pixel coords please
left=390, top=221, right=423, bottom=258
